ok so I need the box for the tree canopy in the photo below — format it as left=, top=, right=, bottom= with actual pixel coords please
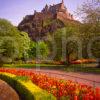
left=0, top=19, right=30, bottom=66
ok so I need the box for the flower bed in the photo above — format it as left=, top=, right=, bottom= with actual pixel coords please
left=0, top=68, right=100, bottom=100
left=0, top=72, right=56, bottom=100
left=71, top=59, right=96, bottom=64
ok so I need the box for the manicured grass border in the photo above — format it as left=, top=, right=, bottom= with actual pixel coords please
left=0, top=72, right=56, bottom=100
left=3, top=63, right=100, bottom=74
left=3, top=64, right=64, bottom=69
left=64, top=64, right=100, bottom=74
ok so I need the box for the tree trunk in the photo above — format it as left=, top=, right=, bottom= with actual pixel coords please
left=97, top=58, right=100, bottom=68
left=0, top=63, right=3, bottom=67
left=67, top=54, right=71, bottom=66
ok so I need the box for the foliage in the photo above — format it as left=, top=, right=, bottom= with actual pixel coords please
left=91, top=40, right=100, bottom=58
left=46, top=26, right=80, bottom=63
left=77, top=1, right=100, bottom=24
left=77, top=1, right=100, bottom=58
left=0, top=18, right=30, bottom=65
left=28, top=41, right=36, bottom=59
left=18, top=32, right=30, bottom=61
left=0, top=72, right=56, bottom=100
left=36, top=41, right=49, bottom=60
left=29, top=41, right=49, bottom=60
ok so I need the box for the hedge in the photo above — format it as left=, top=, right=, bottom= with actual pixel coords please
left=0, top=72, right=56, bottom=100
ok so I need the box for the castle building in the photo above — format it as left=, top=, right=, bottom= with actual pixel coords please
left=42, top=0, right=74, bottom=21
left=18, top=0, right=75, bottom=41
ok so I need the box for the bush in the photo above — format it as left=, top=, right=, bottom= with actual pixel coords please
left=0, top=72, right=56, bottom=100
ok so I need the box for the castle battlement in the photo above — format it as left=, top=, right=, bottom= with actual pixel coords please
left=41, top=0, right=74, bottom=20
left=18, top=0, right=75, bottom=41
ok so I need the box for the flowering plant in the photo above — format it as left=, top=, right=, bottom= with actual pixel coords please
left=0, top=68, right=100, bottom=100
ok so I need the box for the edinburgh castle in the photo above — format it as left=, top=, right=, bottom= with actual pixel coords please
left=18, top=0, right=77, bottom=41
left=41, top=0, right=74, bottom=21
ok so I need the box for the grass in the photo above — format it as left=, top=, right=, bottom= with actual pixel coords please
left=3, top=63, right=65, bottom=69
left=3, top=63, right=100, bottom=74
left=64, top=64, right=100, bottom=74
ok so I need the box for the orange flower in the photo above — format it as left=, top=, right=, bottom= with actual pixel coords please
left=0, top=68, right=99, bottom=100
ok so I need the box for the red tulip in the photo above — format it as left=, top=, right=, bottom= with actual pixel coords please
left=74, top=95, right=78, bottom=100
left=0, top=68, right=98, bottom=100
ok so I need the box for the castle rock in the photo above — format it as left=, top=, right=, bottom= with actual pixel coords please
left=18, top=0, right=75, bottom=41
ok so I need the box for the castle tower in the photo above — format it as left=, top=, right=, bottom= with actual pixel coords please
left=42, top=4, right=48, bottom=13
left=61, top=0, right=65, bottom=10
left=62, top=0, right=64, bottom=4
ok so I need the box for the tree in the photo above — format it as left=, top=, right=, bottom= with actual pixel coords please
left=18, top=32, right=30, bottom=62
left=46, top=26, right=79, bottom=64
left=77, top=0, right=100, bottom=58
left=0, top=37, right=18, bottom=66
left=28, top=41, right=49, bottom=60
left=36, top=41, right=49, bottom=60
left=77, top=1, right=100, bottom=24
left=91, top=39, right=100, bottom=59
left=28, top=41, right=36, bottom=59
left=0, top=19, right=30, bottom=66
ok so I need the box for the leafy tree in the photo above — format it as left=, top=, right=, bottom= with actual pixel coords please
left=77, top=0, right=100, bottom=58
left=91, top=39, right=100, bottom=58
left=36, top=41, right=49, bottom=60
left=28, top=41, right=49, bottom=60
left=0, top=19, right=30, bottom=66
left=28, top=41, right=36, bottom=59
left=18, top=32, right=30, bottom=62
left=46, top=26, right=79, bottom=64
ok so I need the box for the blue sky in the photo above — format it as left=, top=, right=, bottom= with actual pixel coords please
left=0, top=0, right=87, bottom=26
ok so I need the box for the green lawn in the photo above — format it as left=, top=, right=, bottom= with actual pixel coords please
left=3, top=63, right=100, bottom=74
left=3, top=63, right=64, bottom=69
left=64, top=64, right=100, bottom=74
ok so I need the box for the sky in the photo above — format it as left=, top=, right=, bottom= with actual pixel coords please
left=0, top=0, right=88, bottom=26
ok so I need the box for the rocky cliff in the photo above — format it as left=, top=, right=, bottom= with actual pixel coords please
left=18, top=1, right=78, bottom=41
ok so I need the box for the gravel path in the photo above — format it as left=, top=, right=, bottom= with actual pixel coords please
left=19, top=68, right=100, bottom=87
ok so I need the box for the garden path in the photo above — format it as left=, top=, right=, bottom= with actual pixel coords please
left=20, top=68, right=100, bottom=87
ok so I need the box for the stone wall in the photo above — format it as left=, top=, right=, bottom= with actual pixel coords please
left=0, top=80, right=19, bottom=100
